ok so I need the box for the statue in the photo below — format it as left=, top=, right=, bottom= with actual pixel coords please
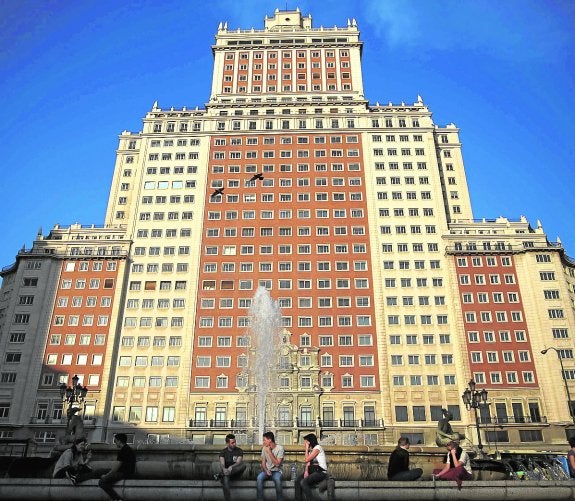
left=436, top=408, right=465, bottom=446
left=60, top=406, right=85, bottom=444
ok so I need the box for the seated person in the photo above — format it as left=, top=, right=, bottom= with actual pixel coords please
left=53, top=437, right=94, bottom=484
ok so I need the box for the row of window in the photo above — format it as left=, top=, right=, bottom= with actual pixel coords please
left=49, top=333, right=106, bottom=346
left=222, top=83, right=353, bottom=93
left=214, top=135, right=358, bottom=145
left=121, top=336, right=182, bottom=347
left=203, top=243, right=368, bottom=256
left=53, top=315, right=109, bottom=327
left=207, top=226, right=367, bottom=238
left=212, top=192, right=363, bottom=203
left=123, top=317, right=184, bottom=328
left=372, top=134, right=425, bottom=142
left=224, top=49, right=349, bottom=60
left=117, top=356, right=181, bottom=367
left=64, top=261, right=117, bottom=272
left=464, top=311, right=524, bottom=323
left=389, top=334, right=450, bottom=345
left=198, top=314, right=372, bottom=329
left=376, top=161, right=435, bottom=170
left=141, top=166, right=197, bottom=175
left=459, top=273, right=516, bottom=285
left=386, top=295, right=445, bottom=307
left=195, top=353, right=376, bottom=369
left=68, top=247, right=122, bottom=257
left=192, top=373, right=376, bottom=390
left=471, top=350, right=533, bottom=363
left=380, top=225, right=437, bottom=235
left=383, top=277, right=444, bottom=288
left=113, top=406, right=176, bottom=423
left=391, top=375, right=456, bottom=386
left=374, top=148, right=426, bottom=156
left=205, top=208, right=366, bottom=220
left=376, top=190, right=433, bottom=200
left=126, top=298, right=185, bottom=308
left=453, top=241, right=512, bottom=251
left=462, top=292, right=522, bottom=304
left=201, top=296, right=370, bottom=309
left=382, top=243, right=440, bottom=253
left=214, top=178, right=361, bottom=189
left=127, top=280, right=187, bottom=290
left=212, top=148, right=361, bottom=160
left=457, top=256, right=512, bottom=267
left=61, top=279, right=115, bottom=289
left=142, top=180, right=196, bottom=190
left=134, top=229, right=191, bottom=239
left=211, top=162, right=361, bottom=174
left=140, top=194, right=195, bottom=203
left=148, top=152, right=199, bottom=161
left=56, top=296, right=113, bottom=308
left=45, top=353, right=103, bottom=366
left=379, top=207, right=434, bottom=217
left=468, top=330, right=527, bottom=343
left=195, top=334, right=373, bottom=348
left=138, top=212, right=194, bottom=222
left=376, top=176, right=433, bottom=185
left=200, top=278, right=370, bottom=291
left=149, top=139, right=200, bottom=147
left=473, top=371, right=535, bottom=384
left=387, top=314, right=449, bottom=326
left=142, top=113, right=424, bottom=137
left=224, top=67, right=350, bottom=78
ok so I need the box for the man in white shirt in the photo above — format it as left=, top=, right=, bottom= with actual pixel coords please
left=256, top=431, right=285, bottom=501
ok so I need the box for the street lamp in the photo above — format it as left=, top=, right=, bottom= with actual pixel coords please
left=59, top=374, right=88, bottom=417
left=541, top=347, right=575, bottom=424
left=462, top=379, right=488, bottom=457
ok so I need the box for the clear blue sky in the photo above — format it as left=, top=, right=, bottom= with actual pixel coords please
left=1, top=0, right=574, bottom=267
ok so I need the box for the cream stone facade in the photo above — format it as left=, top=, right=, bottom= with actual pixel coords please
left=0, top=9, right=574, bottom=455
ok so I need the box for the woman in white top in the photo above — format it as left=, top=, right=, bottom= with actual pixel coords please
left=295, top=433, right=328, bottom=501
left=433, top=440, right=472, bottom=489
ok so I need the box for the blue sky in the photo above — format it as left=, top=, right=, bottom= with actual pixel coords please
left=1, top=0, right=574, bottom=267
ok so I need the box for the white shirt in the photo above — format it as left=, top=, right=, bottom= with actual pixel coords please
left=312, top=444, right=328, bottom=471
left=445, top=449, right=472, bottom=474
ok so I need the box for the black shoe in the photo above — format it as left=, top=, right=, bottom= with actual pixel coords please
left=65, top=471, right=77, bottom=485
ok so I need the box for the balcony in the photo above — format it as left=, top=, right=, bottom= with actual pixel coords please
left=188, top=417, right=385, bottom=430
left=478, top=416, right=547, bottom=425
left=319, top=418, right=384, bottom=429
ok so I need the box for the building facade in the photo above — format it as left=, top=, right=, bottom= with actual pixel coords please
left=1, top=9, right=574, bottom=454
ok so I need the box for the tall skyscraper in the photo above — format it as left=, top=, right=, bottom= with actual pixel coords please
left=1, top=9, right=574, bottom=453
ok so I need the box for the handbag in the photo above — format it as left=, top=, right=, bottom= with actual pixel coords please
left=308, top=462, right=324, bottom=474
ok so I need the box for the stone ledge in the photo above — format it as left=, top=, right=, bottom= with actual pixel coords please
left=0, top=479, right=574, bottom=501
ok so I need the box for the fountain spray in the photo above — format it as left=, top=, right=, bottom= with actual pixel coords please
left=248, top=286, right=283, bottom=441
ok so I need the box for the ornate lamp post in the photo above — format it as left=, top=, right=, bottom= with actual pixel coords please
left=462, top=379, right=488, bottom=457
left=59, top=374, right=88, bottom=419
left=541, top=347, right=575, bottom=424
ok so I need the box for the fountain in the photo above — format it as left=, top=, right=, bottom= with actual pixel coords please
left=247, top=286, right=283, bottom=441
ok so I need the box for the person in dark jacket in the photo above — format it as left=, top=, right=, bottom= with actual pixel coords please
left=98, top=433, right=136, bottom=501
left=387, top=437, right=423, bottom=480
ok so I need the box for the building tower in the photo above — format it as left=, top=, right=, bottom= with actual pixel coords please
left=0, top=9, right=574, bottom=453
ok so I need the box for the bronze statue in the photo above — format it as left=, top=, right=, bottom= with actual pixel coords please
left=61, top=406, right=85, bottom=444
left=436, top=408, right=465, bottom=446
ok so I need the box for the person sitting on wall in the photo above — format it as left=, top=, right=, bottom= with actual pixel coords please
left=387, top=437, right=423, bottom=481
left=257, top=431, right=285, bottom=501
left=98, top=433, right=136, bottom=501
left=53, top=437, right=94, bottom=484
left=215, top=433, right=246, bottom=501
left=433, top=440, right=472, bottom=490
